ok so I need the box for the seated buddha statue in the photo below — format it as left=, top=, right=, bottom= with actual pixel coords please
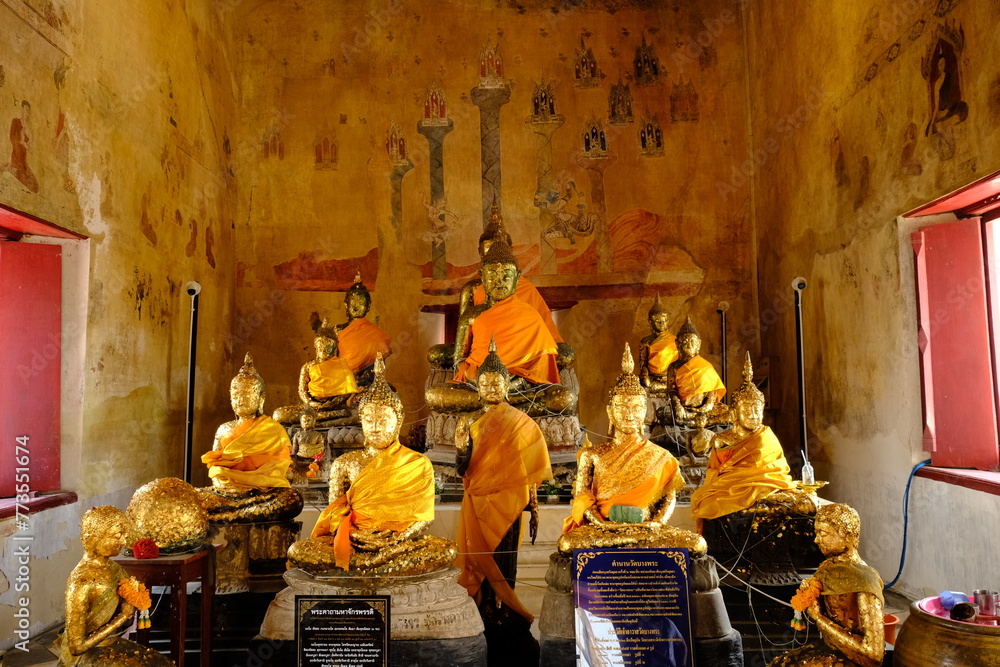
left=55, top=506, right=173, bottom=667
left=287, top=354, right=457, bottom=575
left=638, top=295, right=678, bottom=397
left=665, top=317, right=728, bottom=427
left=425, top=239, right=577, bottom=416
left=198, top=353, right=303, bottom=523
left=289, top=409, right=327, bottom=484
left=769, top=504, right=885, bottom=667
left=557, top=344, right=706, bottom=556
left=275, top=272, right=391, bottom=426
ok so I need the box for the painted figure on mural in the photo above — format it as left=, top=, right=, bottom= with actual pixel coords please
left=3, top=100, right=39, bottom=193
left=922, top=26, right=968, bottom=137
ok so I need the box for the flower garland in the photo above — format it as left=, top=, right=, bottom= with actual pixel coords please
left=790, top=577, right=823, bottom=631
left=118, top=577, right=152, bottom=629
left=132, top=539, right=159, bottom=559
left=306, top=452, right=324, bottom=479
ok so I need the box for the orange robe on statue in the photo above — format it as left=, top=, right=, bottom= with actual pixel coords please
left=311, top=441, right=435, bottom=570
left=562, top=438, right=683, bottom=533
left=308, top=356, right=359, bottom=397
left=337, top=317, right=392, bottom=372
left=202, top=415, right=292, bottom=490
left=646, top=332, right=679, bottom=376
left=689, top=426, right=796, bottom=523
left=454, top=296, right=560, bottom=385
left=675, top=356, right=727, bottom=402
left=456, top=402, right=551, bottom=621
left=473, top=279, right=564, bottom=343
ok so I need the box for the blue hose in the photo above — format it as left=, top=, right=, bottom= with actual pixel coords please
left=884, top=459, right=932, bottom=589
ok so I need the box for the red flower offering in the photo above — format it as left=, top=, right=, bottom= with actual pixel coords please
left=133, top=539, right=160, bottom=559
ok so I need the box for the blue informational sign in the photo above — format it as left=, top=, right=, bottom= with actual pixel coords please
left=573, top=549, right=693, bottom=667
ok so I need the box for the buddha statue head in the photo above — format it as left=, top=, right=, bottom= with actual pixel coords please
left=477, top=336, right=511, bottom=405
left=81, top=505, right=130, bottom=558
left=313, top=330, right=336, bottom=361
left=648, top=294, right=670, bottom=335
left=813, top=503, right=861, bottom=556
left=231, top=353, right=265, bottom=419
left=677, top=316, right=701, bottom=358
left=478, top=199, right=513, bottom=258
left=479, top=239, right=520, bottom=303
left=357, top=353, right=403, bottom=449
left=345, top=270, right=372, bottom=319
left=608, top=343, right=647, bottom=436
left=731, top=352, right=765, bottom=432
left=300, top=408, right=318, bottom=431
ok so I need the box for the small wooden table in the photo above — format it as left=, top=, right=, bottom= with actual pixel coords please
left=115, top=545, right=216, bottom=667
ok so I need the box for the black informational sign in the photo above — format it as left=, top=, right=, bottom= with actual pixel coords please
left=573, top=549, right=693, bottom=667
left=295, top=595, right=390, bottom=667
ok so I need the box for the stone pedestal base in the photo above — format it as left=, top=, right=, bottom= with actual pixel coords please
left=214, top=520, right=301, bottom=594
left=260, top=566, right=485, bottom=642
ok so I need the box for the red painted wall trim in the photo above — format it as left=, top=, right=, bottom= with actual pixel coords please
left=916, top=466, right=1000, bottom=496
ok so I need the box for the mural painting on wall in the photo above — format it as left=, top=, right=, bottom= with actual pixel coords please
left=262, top=126, right=284, bottom=160
left=386, top=120, right=414, bottom=243
left=633, top=33, right=661, bottom=87
left=313, top=130, right=338, bottom=170
left=638, top=114, right=664, bottom=157
left=574, top=38, right=602, bottom=88
left=472, top=40, right=511, bottom=224
left=2, top=100, right=39, bottom=193
left=541, top=180, right=596, bottom=247
left=607, top=78, right=634, bottom=125
left=670, top=77, right=699, bottom=123
left=581, top=116, right=608, bottom=157
left=53, top=110, right=74, bottom=193
left=921, top=21, right=968, bottom=140
left=386, top=120, right=408, bottom=164
left=417, top=83, right=455, bottom=279
left=526, top=79, right=566, bottom=273
left=899, top=122, right=923, bottom=176
left=831, top=129, right=850, bottom=188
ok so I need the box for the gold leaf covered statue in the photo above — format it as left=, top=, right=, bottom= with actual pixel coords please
left=690, top=353, right=808, bottom=525
left=426, top=238, right=576, bottom=416
left=454, top=337, right=552, bottom=623
left=198, top=353, right=303, bottom=522
left=55, top=506, right=173, bottom=666
left=664, top=317, right=728, bottom=427
left=557, top=344, right=707, bottom=555
left=275, top=272, right=392, bottom=426
left=637, top=295, right=678, bottom=396
left=287, top=354, right=457, bottom=575
left=769, top=504, right=885, bottom=667
left=126, top=478, right=208, bottom=554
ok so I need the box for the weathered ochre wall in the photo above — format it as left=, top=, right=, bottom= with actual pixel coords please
left=0, top=0, right=237, bottom=649
left=225, top=0, right=756, bottom=435
left=747, top=0, right=1000, bottom=598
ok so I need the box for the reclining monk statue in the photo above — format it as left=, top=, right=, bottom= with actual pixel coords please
left=426, top=238, right=576, bottom=417
left=287, top=354, right=457, bottom=575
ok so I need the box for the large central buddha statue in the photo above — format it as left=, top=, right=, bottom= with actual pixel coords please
left=558, top=344, right=706, bottom=556
left=426, top=239, right=576, bottom=416
left=287, top=354, right=457, bottom=575
left=198, top=353, right=303, bottom=523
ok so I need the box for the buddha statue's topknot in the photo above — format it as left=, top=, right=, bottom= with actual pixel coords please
left=731, top=352, right=765, bottom=411
left=346, top=270, right=371, bottom=303
left=610, top=343, right=646, bottom=399
left=479, top=199, right=513, bottom=248
left=358, top=353, right=404, bottom=421
left=481, top=239, right=519, bottom=270
left=677, top=315, right=699, bottom=338
left=477, top=336, right=510, bottom=380
left=648, top=294, right=668, bottom=318
left=233, top=352, right=265, bottom=390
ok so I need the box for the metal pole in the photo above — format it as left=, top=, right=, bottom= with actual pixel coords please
left=184, top=282, right=202, bottom=484
left=792, top=277, right=808, bottom=467
left=717, top=301, right=730, bottom=401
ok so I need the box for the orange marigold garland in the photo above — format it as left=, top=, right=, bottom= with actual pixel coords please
left=790, top=577, right=823, bottom=631
left=119, top=577, right=153, bottom=629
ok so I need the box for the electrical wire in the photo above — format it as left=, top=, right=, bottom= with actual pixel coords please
left=884, top=458, right=932, bottom=589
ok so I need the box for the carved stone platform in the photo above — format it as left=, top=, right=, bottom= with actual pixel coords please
left=260, top=566, right=485, bottom=642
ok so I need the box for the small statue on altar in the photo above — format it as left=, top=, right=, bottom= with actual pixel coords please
left=289, top=410, right=327, bottom=484
left=322, top=271, right=392, bottom=385
left=769, top=504, right=885, bottom=667
left=198, top=353, right=303, bottom=523
left=426, top=239, right=577, bottom=416
left=665, top=317, right=728, bottom=427
left=689, top=353, right=808, bottom=525
left=287, top=354, right=457, bottom=575
left=638, top=295, right=678, bottom=397
left=454, top=338, right=551, bottom=623
left=55, top=506, right=173, bottom=667
left=557, top=344, right=706, bottom=556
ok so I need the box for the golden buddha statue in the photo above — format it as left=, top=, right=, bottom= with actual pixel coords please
left=55, top=506, right=173, bottom=667
left=289, top=410, right=327, bottom=484
left=557, top=344, right=706, bottom=556
left=426, top=239, right=577, bottom=416
left=665, top=317, right=728, bottom=427
left=287, top=354, right=457, bottom=575
left=274, top=272, right=391, bottom=426
left=454, top=338, right=552, bottom=623
left=638, top=295, right=678, bottom=397
left=769, top=504, right=885, bottom=667
left=198, top=353, right=303, bottom=523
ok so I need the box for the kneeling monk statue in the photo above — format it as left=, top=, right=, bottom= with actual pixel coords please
left=287, top=354, right=457, bottom=575
left=55, top=506, right=173, bottom=667
left=199, top=353, right=303, bottom=523
left=558, top=344, right=706, bottom=556
left=769, top=504, right=884, bottom=667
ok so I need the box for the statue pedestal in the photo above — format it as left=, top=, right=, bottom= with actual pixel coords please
left=261, top=566, right=486, bottom=665
left=214, top=520, right=301, bottom=594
